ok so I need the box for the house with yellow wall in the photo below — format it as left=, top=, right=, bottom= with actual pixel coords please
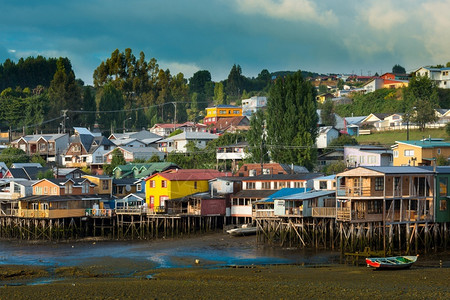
left=392, top=138, right=450, bottom=166
left=145, top=169, right=225, bottom=213
left=204, top=105, right=242, bottom=125
left=82, top=175, right=113, bottom=196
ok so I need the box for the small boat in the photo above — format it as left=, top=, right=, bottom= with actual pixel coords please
left=226, top=224, right=258, bottom=236
left=366, top=255, right=418, bottom=270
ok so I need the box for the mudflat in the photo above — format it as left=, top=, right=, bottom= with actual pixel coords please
left=1, top=263, right=449, bottom=299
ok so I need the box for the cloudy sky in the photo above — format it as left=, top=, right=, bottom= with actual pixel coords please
left=1, top=0, right=449, bottom=85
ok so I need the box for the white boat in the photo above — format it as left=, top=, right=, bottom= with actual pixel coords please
left=226, top=224, right=258, bottom=236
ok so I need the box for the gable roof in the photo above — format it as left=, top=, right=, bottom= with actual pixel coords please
left=214, top=116, right=250, bottom=131
left=146, top=169, right=226, bottom=181
left=159, top=131, right=219, bottom=142
left=394, top=139, right=450, bottom=149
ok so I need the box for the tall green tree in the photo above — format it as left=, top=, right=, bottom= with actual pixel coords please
left=213, top=82, right=225, bottom=105
left=247, top=109, right=269, bottom=163
left=266, top=71, right=318, bottom=170
left=97, top=83, right=125, bottom=132
left=48, top=58, right=81, bottom=123
left=0, top=147, right=29, bottom=167
left=320, top=99, right=336, bottom=126
left=189, top=70, right=211, bottom=95
left=81, top=87, right=96, bottom=127
left=225, top=64, right=245, bottom=101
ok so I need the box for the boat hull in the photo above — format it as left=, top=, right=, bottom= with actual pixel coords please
left=366, top=256, right=418, bottom=270
left=226, top=227, right=257, bottom=236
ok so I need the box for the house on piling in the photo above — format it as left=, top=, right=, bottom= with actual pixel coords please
left=144, top=169, right=226, bottom=213
left=335, top=166, right=434, bottom=223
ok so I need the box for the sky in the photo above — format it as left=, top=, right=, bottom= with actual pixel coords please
left=1, top=0, right=450, bottom=85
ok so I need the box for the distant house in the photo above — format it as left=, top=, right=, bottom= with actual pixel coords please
left=361, top=113, right=390, bottom=128
left=216, top=141, right=249, bottom=172
left=0, top=179, right=35, bottom=216
left=316, top=126, right=339, bottom=149
left=392, top=138, right=450, bottom=166
left=414, top=67, right=450, bottom=89
left=343, top=116, right=367, bottom=136
left=54, top=168, right=86, bottom=179
left=10, top=133, right=69, bottom=163
left=315, top=93, right=334, bottom=104
left=203, top=105, right=243, bottom=125
left=62, top=128, right=116, bottom=174
left=4, top=166, right=51, bottom=180
left=212, top=116, right=250, bottom=133
left=109, top=130, right=162, bottom=147
left=241, top=96, right=267, bottom=116
left=236, top=163, right=309, bottom=177
left=344, top=145, right=393, bottom=167
left=112, top=162, right=179, bottom=179
left=317, top=149, right=344, bottom=168
left=374, top=113, right=404, bottom=131
left=362, top=76, right=408, bottom=94
left=32, top=178, right=97, bottom=196
left=157, top=132, right=218, bottom=153
left=104, top=146, right=165, bottom=163
left=149, top=122, right=207, bottom=137
left=313, top=175, right=336, bottom=190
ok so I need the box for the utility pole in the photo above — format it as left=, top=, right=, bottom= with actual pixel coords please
left=172, top=102, right=177, bottom=133
left=61, top=110, right=68, bottom=134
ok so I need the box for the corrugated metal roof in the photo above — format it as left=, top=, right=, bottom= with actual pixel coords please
left=277, top=190, right=335, bottom=200
left=364, top=166, right=434, bottom=174
left=243, top=173, right=322, bottom=181
left=257, top=188, right=310, bottom=203
left=232, top=190, right=275, bottom=199
left=148, top=169, right=226, bottom=181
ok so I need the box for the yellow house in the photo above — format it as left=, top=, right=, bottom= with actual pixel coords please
left=392, top=138, right=450, bottom=166
left=82, top=175, right=113, bottom=195
left=145, top=169, right=225, bottom=212
left=204, top=105, right=242, bottom=125
left=315, top=93, right=334, bottom=104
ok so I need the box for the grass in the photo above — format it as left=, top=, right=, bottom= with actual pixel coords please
left=356, top=128, right=448, bottom=146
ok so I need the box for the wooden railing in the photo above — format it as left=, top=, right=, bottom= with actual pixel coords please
left=254, top=209, right=274, bottom=218
left=336, top=208, right=351, bottom=221
left=312, top=207, right=336, bottom=218
left=85, top=208, right=114, bottom=217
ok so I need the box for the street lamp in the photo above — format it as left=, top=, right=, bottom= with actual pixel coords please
left=123, top=117, right=132, bottom=133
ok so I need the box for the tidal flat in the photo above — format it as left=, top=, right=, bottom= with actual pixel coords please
left=0, top=233, right=449, bottom=299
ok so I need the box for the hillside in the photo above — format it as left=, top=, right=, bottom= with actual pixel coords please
left=356, top=128, right=448, bottom=146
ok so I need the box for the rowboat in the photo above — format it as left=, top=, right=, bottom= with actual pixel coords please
left=366, top=255, right=418, bottom=270
left=226, top=224, right=258, bottom=236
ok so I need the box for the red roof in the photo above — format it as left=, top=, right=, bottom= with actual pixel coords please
left=146, top=169, right=228, bottom=181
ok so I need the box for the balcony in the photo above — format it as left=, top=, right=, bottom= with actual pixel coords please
left=312, top=207, right=336, bottom=218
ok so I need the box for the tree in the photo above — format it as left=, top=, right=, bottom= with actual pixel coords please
left=327, top=135, right=358, bottom=149
left=266, top=71, right=318, bottom=170
left=189, top=70, right=211, bottom=95
left=225, top=64, right=245, bottom=101
left=320, top=99, right=336, bottom=126
left=97, top=83, right=125, bottom=132
left=103, top=148, right=126, bottom=175
left=48, top=58, right=81, bottom=122
left=81, top=87, right=96, bottom=127
left=37, top=169, right=54, bottom=179
left=0, top=147, right=29, bottom=167
left=392, top=64, right=406, bottom=74
left=30, top=153, right=46, bottom=167
left=168, top=128, right=183, bottom=137
left=337, top=79, right=344, bottom=90
left=146, top=154, right=161, bottom=163
left=247, top=109, right=269, bottom=163
left=213, top=82, right=225, bottom=105
left=404, top=75, right=439, bottom=131
left=323, top=161, right=346, bottom=175
left=436, top=154, right=449, bottom=166
left=318, top=84, right=328, bottom=94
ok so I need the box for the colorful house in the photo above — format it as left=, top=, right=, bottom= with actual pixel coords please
left=32, top=178, right=96, bottom=196
left=82, top=175, right=113, bottom=196
left=145, top=169, right=225, bottom=212
left=392, top=138, right=450, bottom=166
left=204, top=105, right=243, bottom=125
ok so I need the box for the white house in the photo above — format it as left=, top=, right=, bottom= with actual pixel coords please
left=241, top=96, right=267, bottom=116
left=105, top=146, right=165, bottom=163
left=414, top=67, right=450, bottom=89
left=109, top=130, right=162, bottom=147
left=316, top=126, right=339, bottom=149
left=158, top=132, right=219, bottom=153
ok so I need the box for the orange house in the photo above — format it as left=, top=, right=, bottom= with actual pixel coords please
left=32, top=178, right=96, bottom=196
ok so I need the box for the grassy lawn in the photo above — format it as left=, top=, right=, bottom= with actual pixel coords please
left=356, top=128, right=448, bottom=146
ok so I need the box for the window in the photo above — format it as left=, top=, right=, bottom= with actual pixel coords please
left=439, top=177, right=448, bottom=197
left=161, top=180, right=167, bottom=188
left=65, top=157, right=71, bottom=162
left=440, top=200, right=447, bottom=211
left=368, top=155, right=377, bottom=164
left=44, top=187, right=48, bottom=194
left=160, top=196, right=168, bottom=207
left=72, top=145, right=81, bottom=152
left=102, top=180, right=109, bottom=190
left=262, top=182, right=271, bottom=189
left=35, top=187, right=42, bottom=195
left=66, top=183, right=73, bottom=194
left=233, top=110, right=240, bottom=114
left=137, top=183, right=142, bottom=192
left=219, top=110, right=226, bottom=114
left=404, top=149, right=414, bottom=157
left=150, top=180, right=155, bottom=188
left=48, top=143, right=54, bottom=150
left=194, top=181, right=197, bottom=189
left=393, top=151, right=398, bottom=158
left=319, top=181, right=327, bottom=190
left=246, top=182, right=256, bottom=189
left=39, top=143, right=46, bottom=151
left=375, top=177, right=384, bottom=191
left=368, top=200, right=382, bottom=214
left=53, top=187, right=58, bottom=194
left=437, top=148, right=441, bottom=154
left=149, top=196, right=154, bottom=205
